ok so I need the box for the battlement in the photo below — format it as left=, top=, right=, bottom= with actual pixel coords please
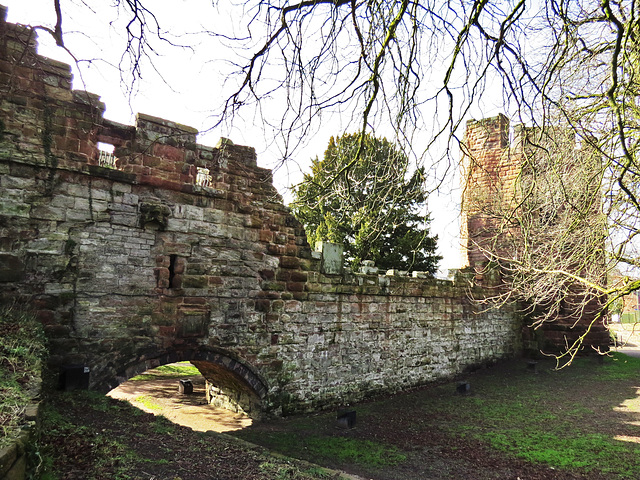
left=0, top=10, right=271, bottom=203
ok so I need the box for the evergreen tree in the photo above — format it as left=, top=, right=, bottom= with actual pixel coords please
left=292, top=133, right=440, bottom=273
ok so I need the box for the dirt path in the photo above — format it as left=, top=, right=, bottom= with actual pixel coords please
left=108, top=375, right=253, bottom=432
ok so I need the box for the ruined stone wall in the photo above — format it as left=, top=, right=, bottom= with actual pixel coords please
left=460, top=116, right=609, bottom=353
left=460, top=114, right=521, bottom=275
left=0, top=8, right=521, bottom=415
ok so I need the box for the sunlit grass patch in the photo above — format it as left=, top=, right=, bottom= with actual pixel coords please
left=599, top=352, right=640, bottom=380
left=135, top=395, right=162, bottom=411
left=129, top=361, right=200, bottom=381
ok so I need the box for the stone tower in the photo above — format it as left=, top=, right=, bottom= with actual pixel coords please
left=461, top=115, right=610, bottom=354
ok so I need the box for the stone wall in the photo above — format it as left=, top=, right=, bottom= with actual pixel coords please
left=0, top=7, right=521, bottom=416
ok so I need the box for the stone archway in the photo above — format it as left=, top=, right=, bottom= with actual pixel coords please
left=99, top=349, right=269, bottom=418
left=190, top=351, right=268, bottom=419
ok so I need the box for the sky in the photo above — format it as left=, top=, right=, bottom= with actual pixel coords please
left=3, top=1, right=505, bottom=273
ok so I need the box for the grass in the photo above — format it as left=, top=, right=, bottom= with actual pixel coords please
left=129, top=361, right=200, bottom=381
left=0, top=305, right=47, bottom=447
left=152, top=415, right=175, bottom=434
left=429, top=353, right=640, bottom=478
left=599, top=353, right=640, bottom=380
left=244, top=431, right=406, bottom=468
left=134, top=395, right=162, bottom=411
left=304, top=437, right=406, bottom=467
left=259, top=462, right=337, bottom=480
left=234, top=352, right=640, bottom=479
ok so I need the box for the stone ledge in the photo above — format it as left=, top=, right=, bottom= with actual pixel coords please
left=0, top=377, right=41, bottom=480
left=0, top=403, right=39, bottom=480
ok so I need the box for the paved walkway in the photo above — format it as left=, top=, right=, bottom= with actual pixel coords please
left=610, top=323, right=640, bottom=358
left=108, top=375, right=253, bottom=432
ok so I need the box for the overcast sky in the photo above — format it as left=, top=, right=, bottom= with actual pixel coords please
left=2, top=1, right=503, bottom=272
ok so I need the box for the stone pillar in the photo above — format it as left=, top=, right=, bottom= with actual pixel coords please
left=315, top=241, right=344, bottom=275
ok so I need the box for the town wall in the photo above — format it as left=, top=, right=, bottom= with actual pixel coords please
left=0, top=8, right=521, bottom=416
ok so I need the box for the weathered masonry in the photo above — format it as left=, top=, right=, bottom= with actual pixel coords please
left=0, top=8, right=520, bottom=416
left=460, top=115, right=610, bottom=352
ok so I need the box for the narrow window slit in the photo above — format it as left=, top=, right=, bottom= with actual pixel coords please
left=168, top=254, right=178, bottom=288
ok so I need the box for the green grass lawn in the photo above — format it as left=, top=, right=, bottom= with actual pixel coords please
left=443, top=355, right=640, bottom=477
left=234, top=353, right=640, bottom=479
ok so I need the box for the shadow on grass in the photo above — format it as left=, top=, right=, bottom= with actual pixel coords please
left=232, top=353, right=640, bottom=480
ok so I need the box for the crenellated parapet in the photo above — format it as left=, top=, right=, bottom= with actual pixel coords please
left=0, top=7, right=277, bottom=210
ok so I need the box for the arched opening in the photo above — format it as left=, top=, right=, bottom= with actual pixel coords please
left=192, top=359, right=263, bottom=418
left=104, top=350, right=268, bottom=431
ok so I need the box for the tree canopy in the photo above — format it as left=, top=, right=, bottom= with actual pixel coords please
left=292, top=133, right=440, bottom=273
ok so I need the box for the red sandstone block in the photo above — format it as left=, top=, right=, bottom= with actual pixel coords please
left=122, top=165, right=147, bottom=175
left=174, top=257, right=186, bottom=274
left=208, top=276, right=224, bottom=286
left=79, top=142, right=95, bottom=159
left=153, top=143, right=185, bottom=162
left=143, top=155, right=162, bottom=168
left=287, top=282, right=305, bottom=292
left=279, top=256, right=300, bottom=269
left=158, top=326, right=177, bottom=336
left=259, top=230, right=273, bottom=243
left=139, top=174, right=163, bottom=186
left=276, top=270, right=291, bottom=282
left=255, top=299, right=271, bottom=312
left=154, top=268, right=170, bottom=288
left=123, top=154, right=142, bottom=166
left=290, top=271, right=307, bottom=283
left=139, top=175, right=182, bottom=191
left=55, top=136, right=79, bottom=152
left=37, top=309, right=55, bottom=324
left=16, top=76, right=34, bottom=91
left=259, top=269, right=275, bottom=280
